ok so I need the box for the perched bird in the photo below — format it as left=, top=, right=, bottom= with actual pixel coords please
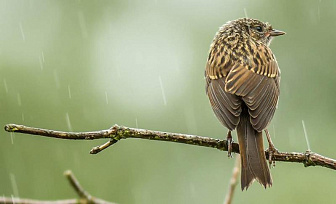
left=205, top=18, right=285, bottom=190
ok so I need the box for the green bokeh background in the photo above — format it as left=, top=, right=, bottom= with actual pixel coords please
left=1, top=0, right=336, bottom=203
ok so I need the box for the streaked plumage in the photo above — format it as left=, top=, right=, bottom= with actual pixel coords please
left=205, top=18, right=285, bottom=190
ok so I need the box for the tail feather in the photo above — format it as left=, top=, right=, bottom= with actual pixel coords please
left=237, top=112, right=272, bottom=190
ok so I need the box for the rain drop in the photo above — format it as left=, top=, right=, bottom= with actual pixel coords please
left=66, top=112, right=73, bottom=131
left=10, top=173, right=19, bottom=198
left=158, top=76, right=167, bottom=106
left=19, top=22, right=25, bottom=41
left=244, top=8, right=248, bottom=18
left=10, top=132, right=14, bottom=144
left=68, top=85, right=72, bottom=99
left=4, top=79, right=8, bottom=93
left=105, top=91, right=108, bottom=104
left=41, top=51, right=45, bottom=62
left=302, top=120, right=311, bottom=151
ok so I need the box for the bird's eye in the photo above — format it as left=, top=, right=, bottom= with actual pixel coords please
left=254, top=26, right=263, bottom=32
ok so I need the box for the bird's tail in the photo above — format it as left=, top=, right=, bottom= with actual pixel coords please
left=237, top=112, right=272, bottom=190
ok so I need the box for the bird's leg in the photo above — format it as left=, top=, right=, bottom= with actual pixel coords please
left=264, top=129, right=278, bottom=167
left=227, top=130, right=233, bottom=157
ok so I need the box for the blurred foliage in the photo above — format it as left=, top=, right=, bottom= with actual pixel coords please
left=1, top=0, right=336, bottom=203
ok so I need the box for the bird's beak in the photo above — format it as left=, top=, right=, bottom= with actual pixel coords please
left=270, top=29, right=286, bottom=36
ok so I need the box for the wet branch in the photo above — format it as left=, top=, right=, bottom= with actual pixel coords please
left=0, top=170, right=115, bottom=204
left=4, top=124, right=336, bottom=170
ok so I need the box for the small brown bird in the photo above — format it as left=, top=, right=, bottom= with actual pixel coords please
left=205, top=18, right=285, bottom=190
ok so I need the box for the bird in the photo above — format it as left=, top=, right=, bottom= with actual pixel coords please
left=205, top=18, right=285, bottom=190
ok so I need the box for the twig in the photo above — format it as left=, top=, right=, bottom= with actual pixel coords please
left=90, top=139, right=119, bottom=154
left=223, top=156, right=240, bottom=204
left=4, top=124, right=336, bottom=170
left=4, top=124, right=113, bottom=140
left=64, top=170, right=92, bottom=201
left=0, top=197, right=79, bottom=204
left=0, top=170, right=115, bottom=204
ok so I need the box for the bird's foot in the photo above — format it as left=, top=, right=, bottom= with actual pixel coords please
left=226, top=131, right=233, bottom=158
left=266, top=144, right=278, bottom=168
left=265, top=129, right=278, bottom=167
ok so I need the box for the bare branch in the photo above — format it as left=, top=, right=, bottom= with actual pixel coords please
left=223, top=156, right=240, bottom=204
left=90, top=139, right=119, bottom=154
left=4, top=124, right=336, bottom=170
left=64, top=170, right=91, bottom=200
left=0, top=170, right=115, bottom=204
left=0, top=197, right=79, bottom=204
left=4, top=124, right=112, bottom=140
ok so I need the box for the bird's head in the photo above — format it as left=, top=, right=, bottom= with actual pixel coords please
left=222, top=18, right=285, bottom=46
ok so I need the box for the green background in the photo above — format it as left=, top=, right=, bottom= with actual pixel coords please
left=1, top=0, right=336, bottom=203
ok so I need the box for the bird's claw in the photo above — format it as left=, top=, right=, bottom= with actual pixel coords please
left=264, top=129, right=278, bottom=167
left=266, top=144, right=278, bottom=168
left=227, top=131, right=233, bottom=158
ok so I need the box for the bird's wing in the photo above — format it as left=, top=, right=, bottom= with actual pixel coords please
left=224, top=41, right=280, bottom=131
left=206, top=75, right=242, bottom=130
left=205, top=40, right=242, bottom=130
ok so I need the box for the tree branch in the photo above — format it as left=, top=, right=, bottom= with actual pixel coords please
left=4, top=124, right=336, bottom=170
left=0, top=170, right=115, bottom=204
